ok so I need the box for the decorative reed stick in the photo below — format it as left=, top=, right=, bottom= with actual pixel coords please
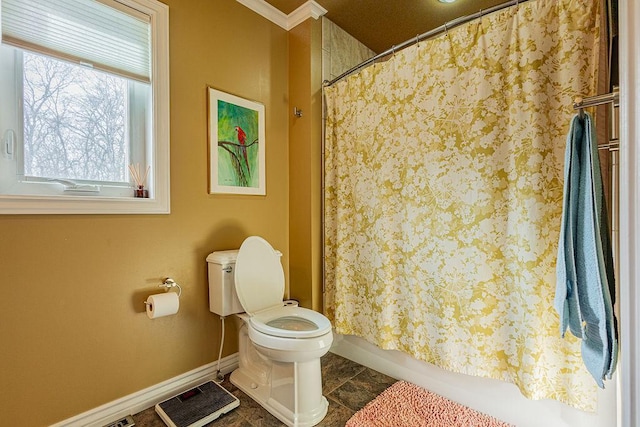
left=128, top=163, right=150, bottom=188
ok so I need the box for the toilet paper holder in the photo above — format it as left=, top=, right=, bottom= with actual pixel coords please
left=143, top=277, right=182, bottom=308
left=159, top=277, right=182, bottom=297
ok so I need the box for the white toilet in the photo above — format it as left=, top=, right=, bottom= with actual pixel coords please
left=206, top=236, right=333, bottom=427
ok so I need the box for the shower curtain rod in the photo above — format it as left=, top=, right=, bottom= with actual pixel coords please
left=323, top=0, right=533, bottom=87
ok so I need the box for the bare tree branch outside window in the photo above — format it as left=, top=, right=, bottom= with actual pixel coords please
left=22, top=52, right=128, bottom=182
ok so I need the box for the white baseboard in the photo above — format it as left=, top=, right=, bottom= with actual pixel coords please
left=51, top=353, right=239, bottom=427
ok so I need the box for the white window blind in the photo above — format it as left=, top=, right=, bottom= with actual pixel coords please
left=1, top=0, right=151, bottom=82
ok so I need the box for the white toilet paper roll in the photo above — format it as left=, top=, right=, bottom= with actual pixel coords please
left=146, top=292, right=179, bottom=319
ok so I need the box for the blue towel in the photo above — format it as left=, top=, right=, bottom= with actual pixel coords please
left=555, top=113, right=617, bottom=387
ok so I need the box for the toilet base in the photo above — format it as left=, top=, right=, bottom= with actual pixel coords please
left=230, top=365, right=329, bottom=427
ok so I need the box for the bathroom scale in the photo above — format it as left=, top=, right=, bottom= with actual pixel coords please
left=155, top=381, right=239, bottom=427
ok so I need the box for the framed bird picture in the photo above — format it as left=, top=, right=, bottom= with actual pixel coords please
left=207, top=87, right=266, bottom=195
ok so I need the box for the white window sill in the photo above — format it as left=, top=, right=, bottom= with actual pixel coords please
left=0, top=193, right=170, bottom=214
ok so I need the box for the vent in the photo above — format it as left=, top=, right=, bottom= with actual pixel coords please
left=103, top=415, right=135, bottom=427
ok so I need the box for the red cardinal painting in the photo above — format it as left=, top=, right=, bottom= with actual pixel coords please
left=234, top=126, right=250, bottom=175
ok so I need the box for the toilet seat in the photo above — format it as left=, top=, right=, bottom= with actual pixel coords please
left=250, top=305, right=332, bottom=338
left=235, top=236, right=285, bottom=315
left=235, top=236, right=332, bottom=340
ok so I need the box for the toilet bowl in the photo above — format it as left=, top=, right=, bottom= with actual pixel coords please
left=207, top=236, right=333, bottom=427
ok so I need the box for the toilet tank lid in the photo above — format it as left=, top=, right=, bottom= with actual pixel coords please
left=207, top=249, right=282, bottom=264
left=207, top=250, right=239, bottom=264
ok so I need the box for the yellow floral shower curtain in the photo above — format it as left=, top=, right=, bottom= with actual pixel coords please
left=324, top=0, right=601, bottom=410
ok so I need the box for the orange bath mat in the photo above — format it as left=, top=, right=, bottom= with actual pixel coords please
left=345, top=381, right=513, bottom=427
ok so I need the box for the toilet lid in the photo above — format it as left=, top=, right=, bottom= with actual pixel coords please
left=234, top=236, right=285, bottom=315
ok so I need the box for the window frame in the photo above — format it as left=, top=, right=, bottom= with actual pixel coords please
left=0, top=0, right=170, bottom=214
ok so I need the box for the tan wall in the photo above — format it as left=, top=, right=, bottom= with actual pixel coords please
left=286, top=17, right=374, bottom=312
left=288, top=19, right=323, bottom=312
left=0, top=0, right=289, bottom=424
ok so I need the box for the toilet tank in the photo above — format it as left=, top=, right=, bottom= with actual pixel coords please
left=206, top=250, right=243, bottom=316
left=206, top=248, right=284, bottom=317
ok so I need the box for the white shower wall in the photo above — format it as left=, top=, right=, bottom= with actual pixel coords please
left=321, top=17, right=374, bottom=83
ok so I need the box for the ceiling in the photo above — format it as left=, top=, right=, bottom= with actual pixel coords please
left=264, top=0, right=508, bottom=53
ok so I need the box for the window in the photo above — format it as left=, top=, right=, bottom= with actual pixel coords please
left=0, top=0, right=169, bottom=214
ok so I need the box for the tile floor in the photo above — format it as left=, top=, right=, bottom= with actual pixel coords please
left=132, top=352, right=396, bottom=427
